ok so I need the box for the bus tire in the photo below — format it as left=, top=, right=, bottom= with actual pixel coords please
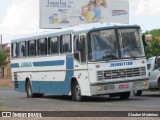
left=26, top=81, right=44, bottom=98
left=26, top=81, right=35, bottom=98
left=119, top=91, right=130, bottom=100
left=133, top=90, right=142, bottom=96
left=71, top=81, right=82, bottom=101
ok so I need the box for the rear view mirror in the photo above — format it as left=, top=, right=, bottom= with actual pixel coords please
left=142, top=34, right=148, bottom=46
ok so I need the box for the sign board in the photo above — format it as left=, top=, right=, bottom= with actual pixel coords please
left=39, top=0, right=129, bottom=28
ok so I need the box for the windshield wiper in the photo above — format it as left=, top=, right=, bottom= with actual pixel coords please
left=123, top=48, right=136, bottom=59
left=103, top=49, right=118, bottom=61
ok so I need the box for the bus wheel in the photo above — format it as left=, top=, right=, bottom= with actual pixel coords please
left=133, top=90, right=142, bottom=96
left=26, top=81, right=34, bottom=98
left=71, top=81, right=82, bottom=101
left=119, top=92, right=130, bottom=100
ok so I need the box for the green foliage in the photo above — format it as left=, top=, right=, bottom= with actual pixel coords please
left=0, top=50, right=6, bottom=66
left=144, top=29, right=160, bottom=58
left=145, top=29, right=160, bottom=39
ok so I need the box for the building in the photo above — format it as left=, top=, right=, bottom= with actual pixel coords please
left=156, top=36, right=160, bottom=40
left=145, top=34, right=160, bottom=41
left=145, top=34, right=152, bottom=41
left=0, top=43, right=11, bottom=79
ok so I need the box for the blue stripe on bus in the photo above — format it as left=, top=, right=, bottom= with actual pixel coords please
left=33, top=60, right=65, bottom=67
left=14, top=55, right=74, bottom=95
left=15, top=80, right=71, bottom=95
left=11, top=63, right=19, bottom=68
left=11, top=60, right=65, bottom=68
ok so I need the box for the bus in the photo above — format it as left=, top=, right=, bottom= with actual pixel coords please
left=11, top=23, right=149, bottom=101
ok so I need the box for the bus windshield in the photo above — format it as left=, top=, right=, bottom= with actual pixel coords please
left=88, top=28, right=145, bottom=61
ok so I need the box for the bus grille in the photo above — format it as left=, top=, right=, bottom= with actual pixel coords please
left=97, top=67, right=146, bottom=81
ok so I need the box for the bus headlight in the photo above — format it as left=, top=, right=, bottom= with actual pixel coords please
left=97, top=86, right=104, bottom=91
left=142, top=60, right=145, bottom=64
left=97, top=85, right=115, bottom=91
left=133, top=80, right=148, bottom=88
left=143, top=80, right=148, bottom=86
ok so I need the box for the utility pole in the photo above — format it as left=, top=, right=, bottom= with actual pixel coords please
left=0, top=34, right=2, bottom=49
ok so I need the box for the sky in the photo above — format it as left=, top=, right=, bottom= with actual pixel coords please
left=0, top=0, right=160, bottom=43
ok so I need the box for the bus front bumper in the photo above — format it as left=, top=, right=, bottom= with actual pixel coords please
left=90, top=79, right=149, bottom=95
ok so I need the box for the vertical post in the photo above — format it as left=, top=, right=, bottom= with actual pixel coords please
left=0, top=34, right=2, bottom=49
left=0, top=34, right=2, bottom=78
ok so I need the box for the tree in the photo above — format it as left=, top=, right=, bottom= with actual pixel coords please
left=0, top=50, right=6, bottom=67
left=144, top=29, right=160, bottom=58
left=145, top=29, right=160, bottom=39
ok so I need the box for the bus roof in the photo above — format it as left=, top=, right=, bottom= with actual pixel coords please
left=11, top=22, right=140, bottom=43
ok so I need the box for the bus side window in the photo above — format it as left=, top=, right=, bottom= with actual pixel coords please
left=74, top=35, right=80, bottom=61
left=38, top=38, right=47, bottom=55
left=60, top=35, right=72, bottom=53
left=12, top=43, right=19, bottom=58
left=48, top=37, right=59, bottom=54
left=28, top=40, right=36, bottom=56
left=79, top=35, right=86, bottom=62
left=74, top=35, right=86, bottom=63
left=19, top=41, right=26, bottom=57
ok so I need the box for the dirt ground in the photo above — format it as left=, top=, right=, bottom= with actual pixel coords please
left=0, top=78, right=12, bottom=87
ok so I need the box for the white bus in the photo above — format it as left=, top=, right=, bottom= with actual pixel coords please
left=11, top=23, right=148, bottom=101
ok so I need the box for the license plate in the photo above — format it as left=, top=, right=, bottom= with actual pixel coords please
left=119, top=84, right=129, bottom=89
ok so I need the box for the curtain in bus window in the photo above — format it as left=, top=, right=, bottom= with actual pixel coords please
left=12, top=43, right=18, bottom=58
left=19, top=42, right=26, bottom=57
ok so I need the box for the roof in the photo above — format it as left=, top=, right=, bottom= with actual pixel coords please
left=11, top=22, right=140, bottom=43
